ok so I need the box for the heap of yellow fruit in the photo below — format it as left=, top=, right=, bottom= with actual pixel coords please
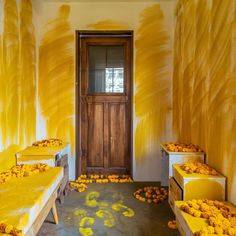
left=69, top=174, right=133, bottom=192
left=69, top=182, right=88, bottom=192
left=32, top=138, right=63, bottom=147
left=164, top=142, right=202, bottom=152
left=0, top=222, right=22, bottom=236
left=0, top=163, right=50, bottom=184
left=180, top=199, right=236, bottom=236
left=133, top=186, right=168, bottom=204
left=180, top=162, right=218, bottom=175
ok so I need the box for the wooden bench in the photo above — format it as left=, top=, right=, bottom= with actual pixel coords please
left=15, top=143, right=70, bottom=203
left=0, top=167, right=63, bottom=235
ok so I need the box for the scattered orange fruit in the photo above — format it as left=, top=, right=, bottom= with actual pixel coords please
left=69, top=174, right=133, bottom=193
left=168, top=220, right=177, bottom=229
left=133, top=186, right=168, bottom=204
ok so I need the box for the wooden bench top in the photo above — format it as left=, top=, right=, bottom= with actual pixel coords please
left=0, top=167, right=63, bottom=235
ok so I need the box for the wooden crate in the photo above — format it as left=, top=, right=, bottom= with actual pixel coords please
left=173, top=164, right=226, bottom=201
left=15, top=143, right=70, bottom=166
left=175, top=201, right=236, bottom=236
left=169, top=177, right=183, bottom=213
left=160, top=144, right=205, bottom=186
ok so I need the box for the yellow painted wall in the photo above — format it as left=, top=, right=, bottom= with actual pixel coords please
left=0, top=0, right=36, bottom=171
left=173, top=0, right=236, bottom=205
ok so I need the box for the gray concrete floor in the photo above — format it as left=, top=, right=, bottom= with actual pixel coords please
left=38, top=182, right=180, bottom=236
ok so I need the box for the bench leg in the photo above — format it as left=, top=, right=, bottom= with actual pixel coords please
left=51, top=202, right=59, bottom=224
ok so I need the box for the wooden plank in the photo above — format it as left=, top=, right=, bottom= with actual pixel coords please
left=56, top=154, right=69, bottom=203
left=52, top=202, right=59, bottom=225
left=87, top=103, right=104, bottom=168
left=169, top=177, right=183, bottom=200
left=109, top=103, right=126, bottom=168
left=25, top=183, right=60, bottom=236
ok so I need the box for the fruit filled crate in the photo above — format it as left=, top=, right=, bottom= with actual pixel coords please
left=15, top=139, right=70, bottom=166
left=160, top=142, right=206, bottom=186
left=175, top=200, right=236, bottom=236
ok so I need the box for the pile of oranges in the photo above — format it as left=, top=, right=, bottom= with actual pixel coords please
left=0, top=163, right=50, bottom=184
left=133, top=186, right=168, bottom=204
left=164, top=142, right=202, bottom=152
left=32, top=138, right=63, bottom=147
left=180, top=162, right=218, bottom=175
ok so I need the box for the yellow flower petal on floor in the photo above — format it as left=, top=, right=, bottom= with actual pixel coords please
left=79, top=227, right=94, bottom=236
left=96, top=210, right=115, bottom=227
left=85, top=192, right=100, bottom=208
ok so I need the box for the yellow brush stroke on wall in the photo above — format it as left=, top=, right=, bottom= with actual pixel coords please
left=0, top=0, right=22, bottom=169
left=87, top=20, right=128, bottom=30
left=0, top=0, right=36, bottom=169
left=19, top=0, right=36, bottom=146
left=0, top=34, right=3, bottom=149
left=39, top=5, right=75, bottom=154
left=173, top=0, right=236, bottom=204
left=1, top=0, right=19, bottom=148
left=0, top=145, right=18, bottom=172
left=135, top=4, right=171, bottom=161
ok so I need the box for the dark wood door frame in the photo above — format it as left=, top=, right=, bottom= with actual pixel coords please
left=75, top=30, right=133, bottom=178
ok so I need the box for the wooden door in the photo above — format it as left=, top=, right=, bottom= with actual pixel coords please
left=78, top=33, right=132, bottom=175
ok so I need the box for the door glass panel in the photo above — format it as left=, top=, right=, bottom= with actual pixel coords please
left=88, top=45, right=124, bottom=93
